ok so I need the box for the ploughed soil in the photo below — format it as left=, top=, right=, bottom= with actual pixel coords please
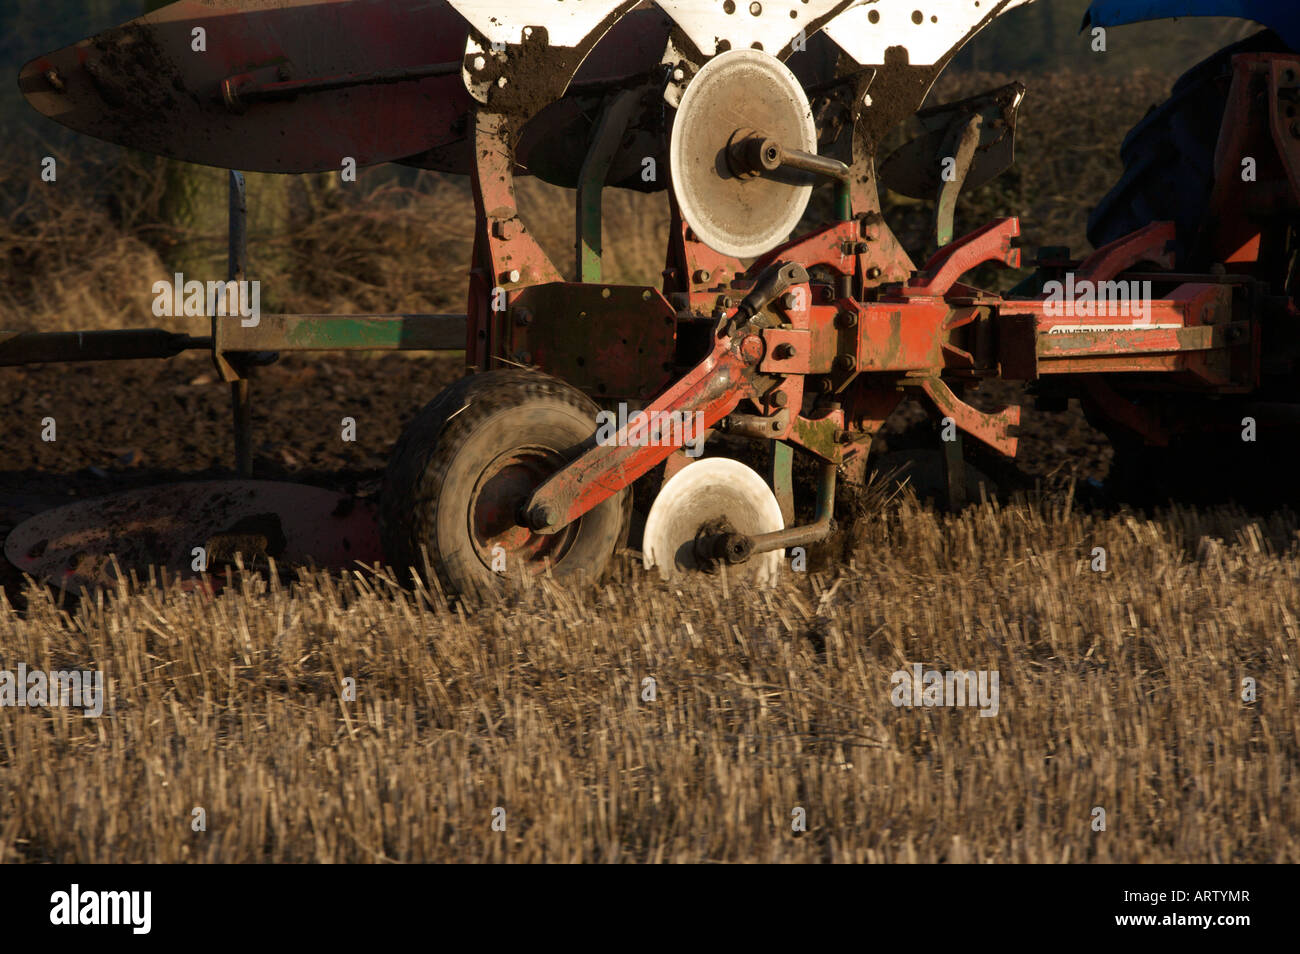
left=0, top=351, right=1112, bottom=595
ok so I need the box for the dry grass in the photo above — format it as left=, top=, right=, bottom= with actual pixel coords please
left=2, top=489, right=1295, bottom=863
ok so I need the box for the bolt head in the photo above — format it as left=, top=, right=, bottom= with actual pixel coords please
left=527, top=505, right=555, bottom=531
left=770, top=390, right=789, bottom=408
left=693, top=269, right=711, bottom=284
left=866, top=266, right=882, bottom=280
left=672, top=67, right=685, bottom=82
left=472, top=55, right=486, bottom=71
left=508, top=269, right=521, bottom=283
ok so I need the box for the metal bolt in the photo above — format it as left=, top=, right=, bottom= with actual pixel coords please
left=672, top=67, right=685, bottom=82
left=854, top=242, right=869, bottom=254
left=514, top=308, right=533, bottom=326
left=834, top=310, right=857, bottom=329
left=773, top=343, right=796, bottom=359
left=833, top=354, right=856, bottom=373
left=508, top=269, right=521, bottom=283
left=527, top=505, right=555, bottom=531
left=780, top=292, right=798, bottom=310
left=769, top=390, right=789, bottom=408
left=866, top=266, right=882, bottom=280
left=693, top=269, right=711, bottom=283
left=472, top=55, right=486, bottom=71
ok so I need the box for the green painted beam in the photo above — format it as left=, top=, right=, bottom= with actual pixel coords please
left=218, top=314, right=467, bottom=351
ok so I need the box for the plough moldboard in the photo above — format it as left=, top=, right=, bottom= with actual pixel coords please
left=6, top=0, right=1300, bottom=594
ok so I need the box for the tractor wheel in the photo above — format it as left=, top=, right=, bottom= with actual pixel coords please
left=380, top=369, right=630, bottom=595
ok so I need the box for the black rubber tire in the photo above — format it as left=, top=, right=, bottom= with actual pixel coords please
left=380, top=369, right=630, bottom=595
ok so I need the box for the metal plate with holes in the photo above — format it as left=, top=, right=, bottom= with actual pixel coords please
left=669, top=49, right=816, bottom=259
left=508, top=283, right=678, bottom=400
left=447, top=0, right=633, bottom=47
left=825, top=0, right=1035, bottom=67
left=654, top=0, right=847, bottom=58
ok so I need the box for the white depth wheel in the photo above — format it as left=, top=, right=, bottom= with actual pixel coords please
left=643, top=457, right=785, bottom=585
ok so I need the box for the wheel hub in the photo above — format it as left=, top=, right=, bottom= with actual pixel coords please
left=469, top=447, right=576, bottom=571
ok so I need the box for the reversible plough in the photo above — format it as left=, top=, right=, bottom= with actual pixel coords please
left=6, top=0, right=1300, bottom=592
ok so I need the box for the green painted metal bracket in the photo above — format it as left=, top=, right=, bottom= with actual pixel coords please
left=217, top=313, right=467, bottom=351
left=576, top=88, right=641, bottom=283
left=933, top=114, right=981, bottom=249
left=770, top=440, right=795, bottom=526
